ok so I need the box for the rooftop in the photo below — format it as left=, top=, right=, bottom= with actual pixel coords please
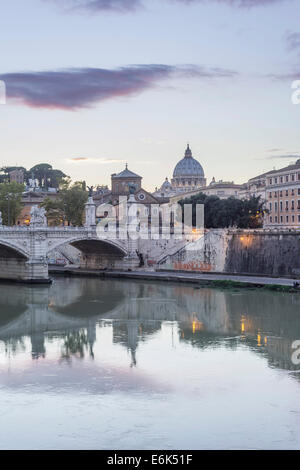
left=112, top=164, right=141, bottom=179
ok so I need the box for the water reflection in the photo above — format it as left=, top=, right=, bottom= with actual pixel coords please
left=1, top=278, right=300, bottom=449
left=0, top=278, right=299, bottom=373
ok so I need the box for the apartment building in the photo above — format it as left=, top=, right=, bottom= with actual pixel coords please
left=265, top=160, right=300, bottom=228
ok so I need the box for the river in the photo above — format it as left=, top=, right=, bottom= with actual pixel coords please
left=0, top=276, right=300, bottom=449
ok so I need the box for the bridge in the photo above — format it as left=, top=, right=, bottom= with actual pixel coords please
left=0, top=197, right=137, bottom=283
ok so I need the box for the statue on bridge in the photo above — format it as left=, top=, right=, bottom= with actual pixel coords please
left=30, top=206, right=47, bottom=227
left=87, top=186, right=94, bottom=198
left=128, top=182, right=137, bottom=195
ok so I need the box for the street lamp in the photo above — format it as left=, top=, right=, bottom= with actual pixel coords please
left=5, top=193, right=13, bottom=226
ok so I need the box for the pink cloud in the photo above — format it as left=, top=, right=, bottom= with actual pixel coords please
left=0, top=64, right=237, bottom=111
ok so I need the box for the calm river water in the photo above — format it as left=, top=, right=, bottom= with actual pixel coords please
left=0, top=276, right=300, bottom=449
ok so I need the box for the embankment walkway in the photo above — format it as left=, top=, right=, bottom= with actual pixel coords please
left=49, top=266, right=300, bottom=289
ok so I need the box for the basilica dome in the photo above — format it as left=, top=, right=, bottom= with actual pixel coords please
left=173, top=144, right=204, bottom=178
left=171, top=145, right=206, bottom=193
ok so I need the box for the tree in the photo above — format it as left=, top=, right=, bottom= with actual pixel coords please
left=179, top=193, right=266, bottom=229
left=29, top=164, right=67, bottom=189
left=40, top=197, right=64, bottom=226
left=0, top=182, right=25, bottom=225
left=41, top=181, right=88, bottom=226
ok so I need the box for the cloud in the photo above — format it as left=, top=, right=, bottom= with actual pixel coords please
left=285, top=31, right=300, bottom=52
left=0, top=64, right=237, bottom=111
left=173, top=0, right=289, bottom=6
left=269, top=70, right=300, bottom=80
left=43, top=0, right=142, bottom=13
left=68, top=157, right=126, bottom=163
left=266, top=153, right=300, bottom=160
left=44, top=0, right=290, bottom=14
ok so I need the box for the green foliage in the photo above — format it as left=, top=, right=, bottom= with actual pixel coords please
left=29, top=163, right=67, bottom=189
left=41, top=181, right=88, bottom=226
left=179, top=193, right=266, bottom=229
left=0, top=164, right=68, bottom=189
left=0, top=182, right=25, bottom=225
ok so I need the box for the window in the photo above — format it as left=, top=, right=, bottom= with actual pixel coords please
left=280, top=216, right=283, bottom=223
left=292, top=201, right=295, bottom=210
left=286, top=201, right=289, bottom=210
left=280, top=201, right=283, bottom=211
left=292, top=215, right=295, bottom=222
left=286, top=175, right=289, bottom=182
left=274, top=191, right=277, bottom=197
left=269, top=192, right=272, bottom=198
left=292, top=189, right=295, bottom=196
left=275, top=216, right=278, bottom=223
left=298, top=188, right=300, bottom=196
left=286, top=216, right=289, bottom=223
left=270, top=216, right=273, bottom=223
left=275, top=202, right=278, bottom=211
left=286, top=190, right=289, bottom=196
left=292, top=174, right=295, bottom=181
left=280, top=191, right=283, bottom=197
left=275, top=178, right=278, bottom=184
left=298, top=215, right=300, bottom=223
left=280, top=177, right=283, bottom=183
left=269, top=202, right=272, bottom=212
left=269, top=178, right=272, bottom=184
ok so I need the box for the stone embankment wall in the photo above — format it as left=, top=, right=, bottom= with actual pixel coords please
left=225, top=231, right=300, bottom=277
left=158, top=229, right=300, bottom=277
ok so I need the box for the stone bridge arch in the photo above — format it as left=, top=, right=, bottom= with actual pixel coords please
left=0, top=239, right=29, bottom=260
left=0, top=238, right=32, bottom=283
left=47, top=235, right=129, bottom=270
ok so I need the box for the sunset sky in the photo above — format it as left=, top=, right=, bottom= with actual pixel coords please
left=1, top=0, right=300, bottom=190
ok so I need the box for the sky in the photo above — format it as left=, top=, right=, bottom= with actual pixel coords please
left=0, top=0, right=300, bottom=191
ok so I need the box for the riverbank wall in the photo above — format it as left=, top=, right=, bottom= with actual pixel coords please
left=156, top=229, right=300, bottom=278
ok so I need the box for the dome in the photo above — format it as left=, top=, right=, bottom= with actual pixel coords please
left=173, top=145, right=204, bottom=178
left=161, top=177, right=172, bottom=191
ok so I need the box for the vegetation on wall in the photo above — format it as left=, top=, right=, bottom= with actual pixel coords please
left=179, top=193, right=266, bottom=229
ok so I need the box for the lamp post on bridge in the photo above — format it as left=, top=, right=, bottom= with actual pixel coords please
left=5, top=192, right=13, bottom=226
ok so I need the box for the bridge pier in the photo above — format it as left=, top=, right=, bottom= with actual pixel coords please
left=0, top=257, right=50, bottom=284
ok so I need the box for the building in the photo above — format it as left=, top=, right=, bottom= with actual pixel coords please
left=9, top=169, right=24, bottom=184
left=93, top=163, right=160, bottom=219
left=264, top=160, right=300, bottom=228
left=17, top=190, right=60, bottom=225
left=239, top=172, right=267, bottom=202
left=166, top=179, right=243, bottom=205
left=111, top=165, right=142, bottom=204
left=202, top=178, right=243, bottom=199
